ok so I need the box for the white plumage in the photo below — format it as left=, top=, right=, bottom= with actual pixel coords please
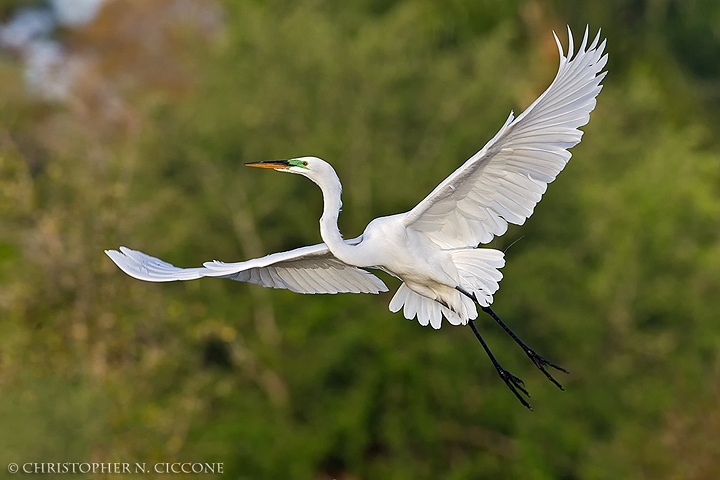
left=403, top=28, right=607, bottom=249
left=107, top=238, right=388, bottom=294
left=106, top=27, right=607, bottom=408
left=106, top=29, right=607, bottom=328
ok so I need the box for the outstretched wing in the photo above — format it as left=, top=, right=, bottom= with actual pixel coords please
left=403, top=27, right=607, bottom=248
left=105, top=237, right=388, bottom=294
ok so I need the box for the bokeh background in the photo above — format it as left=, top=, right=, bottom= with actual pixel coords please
left=1, top=1, right=719, bottom=479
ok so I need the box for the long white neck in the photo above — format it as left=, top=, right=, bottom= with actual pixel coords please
left=314, top=170, right=359, bottom=265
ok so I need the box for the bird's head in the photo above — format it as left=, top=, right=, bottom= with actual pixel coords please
left=245, top=156, right=337, bottom=185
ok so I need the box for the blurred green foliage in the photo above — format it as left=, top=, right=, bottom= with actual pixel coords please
left=1, top=0, right=720, bottom=479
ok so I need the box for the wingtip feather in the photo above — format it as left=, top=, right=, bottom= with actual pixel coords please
left=552, top=30, right=564, bottom=61
left=579, top=25, right=589, bottom=54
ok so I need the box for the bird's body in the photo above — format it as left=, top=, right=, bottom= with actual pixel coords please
left=106, top=27, right=608, bottom=408
left=343, top=212, right=475, bottom=319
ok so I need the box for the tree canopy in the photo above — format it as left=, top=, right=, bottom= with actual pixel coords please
left=1, top=1, right=719, bottom=478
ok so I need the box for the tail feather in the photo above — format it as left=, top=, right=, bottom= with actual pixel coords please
left=452, top=248, right=505, bottom=307
left=389, top=284, right=477, bottom=329
left=387, top=248, right=505, bottom=328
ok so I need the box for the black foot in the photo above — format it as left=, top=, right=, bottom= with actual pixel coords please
left=474, top=302, right=570, bottom=391
left=524, top=348, right=569, bottom=391
left=468, top=319, right=534, bottom=410
left=497, top=367, right=532, bottom=410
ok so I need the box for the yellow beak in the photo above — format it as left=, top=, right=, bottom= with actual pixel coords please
left=245, top=160, right=290, bottom=170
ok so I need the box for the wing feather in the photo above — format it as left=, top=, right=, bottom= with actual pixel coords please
left=403, top=27, right=607, bottom=248
left=105, top=236, right=388, bottom=295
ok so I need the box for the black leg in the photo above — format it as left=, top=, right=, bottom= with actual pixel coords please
left=468, top=319, right=533, bottom=410
left=457, top=287, right=569, bottom=390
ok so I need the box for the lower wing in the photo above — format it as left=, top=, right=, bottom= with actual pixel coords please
left=105, top=239, right=388, bottom=295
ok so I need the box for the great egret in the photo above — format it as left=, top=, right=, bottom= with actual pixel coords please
left=106, top=27, right=607, bottom=409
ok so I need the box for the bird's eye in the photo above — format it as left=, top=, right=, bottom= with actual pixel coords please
left=302, top=161, right=308, bottom=166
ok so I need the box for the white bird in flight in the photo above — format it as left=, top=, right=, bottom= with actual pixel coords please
left=107, top=27, right=607, bottom=409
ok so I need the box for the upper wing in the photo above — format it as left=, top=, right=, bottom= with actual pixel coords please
left=403, top=27, right=607, bottom=248
left=105, top=237, right=388, bottom=294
